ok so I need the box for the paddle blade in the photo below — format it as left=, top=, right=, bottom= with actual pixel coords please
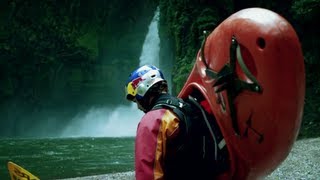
left=7, top=161, right=40, bottom=180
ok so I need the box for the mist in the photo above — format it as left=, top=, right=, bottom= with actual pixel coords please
left=0, top=6, right=169, bottom=138
left=60, top=104, right=143, bottom=137
left=0, top=0, right=178, bottom=138
left=60, top=7, right=162, bottom=137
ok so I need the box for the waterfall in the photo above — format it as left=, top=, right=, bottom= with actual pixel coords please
left=61, top=7, right=162, bottom=137
left=139, top=6, right=172, bottom=93
left=139, top=7, right=160, bottom=67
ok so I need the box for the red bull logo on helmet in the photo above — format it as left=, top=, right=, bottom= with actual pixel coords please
left=131, top=76, right=144, bottom=89
left=126, top=76, right=145, bottom=99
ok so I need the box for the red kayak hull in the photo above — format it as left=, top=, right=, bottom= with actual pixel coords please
left=178, top=8, right=305, bottom=179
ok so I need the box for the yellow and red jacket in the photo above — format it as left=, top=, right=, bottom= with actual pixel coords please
left=134, top=94, right=231, bottom=180
left=135, top=107, right=180, bottom=180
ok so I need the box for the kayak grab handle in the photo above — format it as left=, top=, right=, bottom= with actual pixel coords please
left=199, top=33, right=263, bottom=136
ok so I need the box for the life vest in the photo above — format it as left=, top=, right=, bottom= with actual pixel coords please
left=151, top=94, right=229, bottom=179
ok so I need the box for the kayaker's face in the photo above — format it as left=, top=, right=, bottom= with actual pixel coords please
left=133, top=98, right=147, bottom=113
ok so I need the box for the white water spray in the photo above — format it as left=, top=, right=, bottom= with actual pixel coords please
left=61, top=106, right=142, bottom=137
left=61, top=7, right=161, bottom=137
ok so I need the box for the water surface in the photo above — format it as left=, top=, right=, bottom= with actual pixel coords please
left=0, top=137, right=134, bottom=179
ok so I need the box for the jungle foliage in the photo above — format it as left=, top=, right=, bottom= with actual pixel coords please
left=159, top=0, right=320, bottom=138
left=0, top=0, right=318, bottom=137
left=0, top=0, right=158, bottom=136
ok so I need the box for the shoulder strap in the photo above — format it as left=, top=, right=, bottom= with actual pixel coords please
left=187, top=96, right=228, bottom=161
left=152, top=98, right=184, bottom=110
left=152, top=96, right=191, bottom=133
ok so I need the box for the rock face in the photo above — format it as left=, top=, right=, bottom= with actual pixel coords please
left=60, top=138, right=320, bottom=180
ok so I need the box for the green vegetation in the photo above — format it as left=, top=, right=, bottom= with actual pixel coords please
left=158, top=0, right=320, bottom=138
left=0, top=0, right=158, bottom=136
left=0, top=0, right=318, bottom=138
